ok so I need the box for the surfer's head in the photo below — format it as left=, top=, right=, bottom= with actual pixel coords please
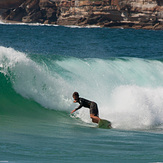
left=72, top=92, right=79, bottom=100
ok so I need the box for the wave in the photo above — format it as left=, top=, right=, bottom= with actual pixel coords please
left=0, top=20, right=99, bottom=29
left=0, top=19, right=59, bottom=27
left=1, top=46, right=163, bottom=130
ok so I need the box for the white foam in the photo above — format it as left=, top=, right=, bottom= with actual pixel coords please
left=0, top=20, right=59, bottom=27
left=0, top=19, right=100, bottom=28
left=65, top=25, right=101, bottom=29
left=106, top=85, right=163, bottom=129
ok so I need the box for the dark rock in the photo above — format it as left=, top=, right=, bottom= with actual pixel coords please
left=84, top=10, right=123, bottom=25
left=22, top=15, right=33, bottom=23
left=86, top=15, right=103, bottom=25
left=58, top=16, right=81, bottom=25
left=156, top=0, right=163, bottom=6
left=0, top=0, right=24, bottom=9
left=78, top=17, right=87, bottom=24
left=142, top=25, right=154, bottom=30
left=46, top=8, right=57, bottom=20
left=132, top=24, right=143, bottom=29
left=154, top=24, right=163, bottom=30
left=39, top=0, right=56, bottom=9
left=104, top=21, right=134, bottom=28
left=138, top=16, right=150, bottom=23
left=12, top=7, right=26, bottom=21
left=2, top=7, right=26, bottom=21
left=92, top=1, right=103, bottom=6
left=31, top=11, right=43, bottom=21
left=1, top=9, right=11, bottom=19
left=21, top=0, right=40, bottom=13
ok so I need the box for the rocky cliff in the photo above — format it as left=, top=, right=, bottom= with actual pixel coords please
left=0, top=0, right=163, bottom=30
left=0, top=0, right=24, bottom=8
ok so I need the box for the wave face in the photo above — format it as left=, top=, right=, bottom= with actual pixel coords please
left=1, top=46, right=163, bottom=130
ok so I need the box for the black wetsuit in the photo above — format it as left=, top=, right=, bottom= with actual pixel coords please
left=75, top=98, right=99, bottom=117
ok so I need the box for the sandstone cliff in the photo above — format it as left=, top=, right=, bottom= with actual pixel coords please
left=0, top=0, right=163, bottom=30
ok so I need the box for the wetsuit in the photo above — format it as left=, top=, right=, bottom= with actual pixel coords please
left=75, top=98, right=99, bottom=117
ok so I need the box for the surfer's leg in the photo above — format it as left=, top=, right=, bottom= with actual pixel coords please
left=90, top=114, right=100, bottom=123
left=90, top=102, right=100, bottom=123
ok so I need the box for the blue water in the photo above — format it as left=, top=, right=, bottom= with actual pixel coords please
left=0, top=23, right=163, bottom=162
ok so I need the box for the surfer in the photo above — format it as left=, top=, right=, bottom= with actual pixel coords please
left=71, top=92, right=100, bottom=123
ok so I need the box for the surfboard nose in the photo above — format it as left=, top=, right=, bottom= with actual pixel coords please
left=98, top=119, right=112, bottom=129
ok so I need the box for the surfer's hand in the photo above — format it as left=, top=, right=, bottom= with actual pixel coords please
left=73, top=100, right=77, bottom=103
left=71, top=109, right=76, bottom=114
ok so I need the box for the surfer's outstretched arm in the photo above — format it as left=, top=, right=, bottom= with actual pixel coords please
left=71, top=104, right=82, bottom=114
left=71, top=109, right=76, bottom=114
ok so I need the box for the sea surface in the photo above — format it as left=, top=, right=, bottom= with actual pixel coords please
left=0, top=23, right=163, bottom=162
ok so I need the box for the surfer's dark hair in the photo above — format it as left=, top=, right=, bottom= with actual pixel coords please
left=73, top=92, right=79, bottom=98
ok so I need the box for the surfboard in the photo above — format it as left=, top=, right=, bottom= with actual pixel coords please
left=98, top=119, right=112, bottom=129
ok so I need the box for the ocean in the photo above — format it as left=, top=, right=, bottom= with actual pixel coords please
left=0, top=23, right=163, bottom=162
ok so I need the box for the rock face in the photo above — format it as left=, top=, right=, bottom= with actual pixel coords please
left=1, top=0, right=163, bottom=30
left=1, top=0, right=59, bottom=23
left=0, top=0, right=24, bottom=9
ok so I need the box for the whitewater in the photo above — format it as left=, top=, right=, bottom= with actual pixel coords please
left=0, top=24, right=163, bottom=162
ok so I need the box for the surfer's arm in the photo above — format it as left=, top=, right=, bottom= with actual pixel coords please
left=71, top=109, right=76, bottom=114
left=71, top=101, right=83, bottom=114
left=71, top=105, right=82, bottom=114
